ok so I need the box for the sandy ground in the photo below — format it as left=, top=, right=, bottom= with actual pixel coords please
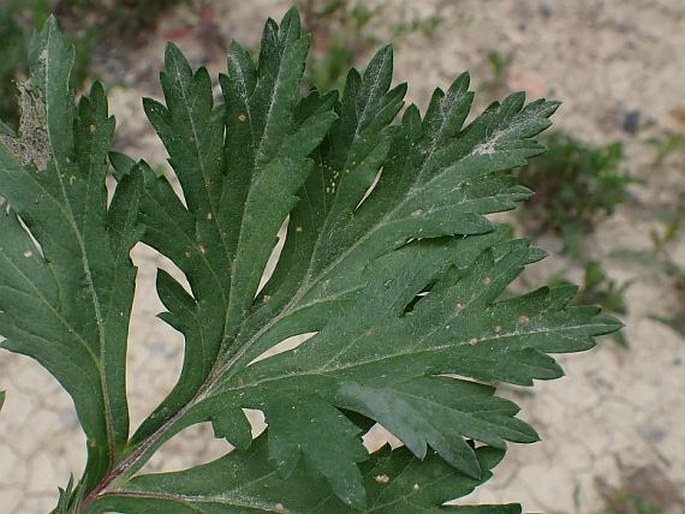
left=1, top=1, right=684, bottom=513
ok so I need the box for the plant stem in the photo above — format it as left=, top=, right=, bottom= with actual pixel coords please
left=78, top=399, right=195, bottom=510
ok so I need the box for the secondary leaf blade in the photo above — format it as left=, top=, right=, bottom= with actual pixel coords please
left=0, top=17, right=140, bottom=490
left=132, top=8, right=337, bottom=448
left=201, top=234, right=618, bottom=493
left=87, top=439, right=514, bottom=513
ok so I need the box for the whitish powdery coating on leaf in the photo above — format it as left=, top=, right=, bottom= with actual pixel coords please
left=0, top=81, right=51, bottom=169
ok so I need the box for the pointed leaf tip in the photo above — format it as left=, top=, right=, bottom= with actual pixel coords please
left=506, top=91, right=527, bottom=109
left=594, top=314, right=625, bottom=334
left=44, top=14, right=61, bottom=32
left=547, top=99, right=562, bottom=113
left=278, top=6, right=302, bottom=41
left=33, top=13, right=69, bottom=59
left=164, top=41, right=188, bottom=65
left=283, top=5, right=302, bottom=24
left=448, top=71, right=471, bottom=95
left=0, top=391, right=5, bottom=412
left=378, top=43, right=394, bottom=57
left=364, top=44, right=394, bottom=82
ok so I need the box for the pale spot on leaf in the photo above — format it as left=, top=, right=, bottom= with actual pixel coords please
left=0, top=80, right=50, bottom=169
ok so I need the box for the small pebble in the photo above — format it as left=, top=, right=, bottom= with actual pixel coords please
left=635, top=425, right=666, bottom=443
left=623, top=110, right=641, bottom=134
left=539, top=4, right=554, bottom=18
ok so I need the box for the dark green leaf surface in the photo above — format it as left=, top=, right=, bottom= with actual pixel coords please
left=0, top=8, right=622, bottom=513
left=130, top=8, right=337, bottom=448
left=196, top=235, right=617, bottom=502
left=94, top=7, right=617, bottom=510
left=0, top=18, right=141, bottom=490
left=89, top=438, right=514, bottom=513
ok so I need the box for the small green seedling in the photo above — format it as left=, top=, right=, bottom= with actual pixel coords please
left=516, top=131, right=635, bottom=258
left=301, top=0, right=445, bottom=92
left=646, top=132, right=685, bottom=167
left=0, top=8, right=619, bottom=512
left=612, top=218, right=685, bottom=337
left=601, top=491, right=664, bottom=514
left=479, top=50, right=512, bottom=99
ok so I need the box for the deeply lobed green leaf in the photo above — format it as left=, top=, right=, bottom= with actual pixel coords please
left=0, top=7, right=621, bottom=513
left=0, top=17, right=141, bottom=492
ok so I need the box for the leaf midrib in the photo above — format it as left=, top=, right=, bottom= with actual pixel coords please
left=107, top=468, right=289, bottom=511
left=42, top=24, right=116, bottom=462
left=229, top=321, right=598, bottom=393
left=223, top=32, right=293, bottom=354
